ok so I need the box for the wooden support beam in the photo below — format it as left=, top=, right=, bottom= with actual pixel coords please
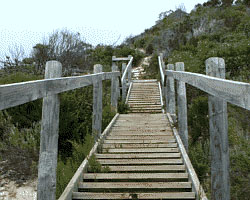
left=122, top=63, right=127, bottom=101
left=206, top=57, right=230, bottom=200
left=111, top=63, right=119, bottom=113
left=159, top=53, right=166, bottom=98
left=128, top=55, right=132, bottom=84
left=176, top=62, right=188, bottom=152
left=92, top=64, right=103, bottom=141
left=37, top=61, right=62, bottom=200
left=166, top=64, right=176, bottom=122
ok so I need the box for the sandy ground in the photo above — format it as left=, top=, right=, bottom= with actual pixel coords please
left=0, top=178, right=37, bottom=200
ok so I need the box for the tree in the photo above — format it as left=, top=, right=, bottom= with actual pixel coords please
left=32, top=29, right=93, bottom=73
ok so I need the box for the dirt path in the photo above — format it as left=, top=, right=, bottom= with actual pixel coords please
left=132, top=55, right=152, bottom=80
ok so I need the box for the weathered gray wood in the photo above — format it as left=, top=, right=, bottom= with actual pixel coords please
left=112, top=57, right=130, bottom=61
left=121, top=57, right=133, bottom=82
left=166, top=113, right=208, bottom=200
left=159, top=53, right=166, bottom=98
left=79, top=182, right=191, bottom=189
left=166, top=64, right=176, bottom=122
left=176, top=62, right=188, bottom=152
left=128, top=55, right=132, bottom=83
left=122, top=63, right=127, bottom=100
left=72, top=192, right=195, bottom=199
left=83, top=172, right=188, bottom=180
left=59, top=114, right=119, bottom=200
left=0, top=72, right=119, bottom=111
left=37, top=61, right=62, bottom=200
left=165, top=70, right=250, bottom=111
left=125, top=82, right=133, bottom=104
left=111, top=63, right=119, bottom=113
left=92, top=64, right=103, bottom=140
left=106, top=164, right=186, bottom=172
left=206, top=57, right=230, bottom=200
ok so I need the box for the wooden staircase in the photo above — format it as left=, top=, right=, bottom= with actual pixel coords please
left=71, top=80, right=196, bottom=200
left=127, top=80, right=162, bottom=113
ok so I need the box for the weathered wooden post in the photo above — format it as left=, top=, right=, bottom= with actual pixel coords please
left=166, top=64, right=176, bottom=122
left=37, top=61, right=62, bottom=200
left=159, top=53, right=166, bottom=97
left=176, top=62, right=188, bottom=151
left=122, top=63, right=127, bottom=100
left=206, top=57, right=230, bottom=200
left=111, top=63, right=119, bottom=113
left=92, top=64, right=103, bottom=141
left=128, top=55, right=132, bottom=84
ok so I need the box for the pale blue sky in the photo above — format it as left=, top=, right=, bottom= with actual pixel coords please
left=0, top=0, right=207, bottom=61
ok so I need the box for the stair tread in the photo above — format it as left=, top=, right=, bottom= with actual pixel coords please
left=97, top=158, right=183, bottom=165
left=79, top=182, right=191, bottom=189
left=83, top=173, right=188, bottom=180
left=95, top=153, right=181, bottom=159
left=72, top=192, right=195, bottom=199
left=105, top=165, right=186, bottom=172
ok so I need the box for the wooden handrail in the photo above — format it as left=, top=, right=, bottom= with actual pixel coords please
left=121, top=56, right=133, bottom=82
left=166, top=70, right=250, bottom=110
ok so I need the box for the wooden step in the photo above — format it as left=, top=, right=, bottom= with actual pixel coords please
left=95, top=153, right=181, bottom=159
left=104, top=139, right=176, bottom=144
left=108, top=132, right=173, bottom=136
left=105, top=148, right=178, bottom=153
left=72, top=192, right=195, bottom=199
left=105, top=165, right=186, bottom=172
left=83, top=173, right=188, bottom=180
left=106, top=135, right=175, bottom=140
left=78, top=182, right=191, bottom=189
left=102, top=143, right=177, bottom=149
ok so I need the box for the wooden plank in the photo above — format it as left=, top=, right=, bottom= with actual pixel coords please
left=58, top=114, right=119, bottom=200
left=108, top=132, right=173, bottom=136
left=166, top=64, right=176, bottom=122
left=112, top=57, right=130, bottom=61
left=106, top=135, right=175, bottom=140
left=165, top=69, right=250, bottom=111
left=97, top=158, right=183, bottom=165
left=111, top=64, right=119, bottom=112
left=92, top=64, right=102, bottom=140
left=102, top=143, right=177, bottom=148
left=111, top=127, right=171, bottom=131
left=106, top=147, right=178, bottom=153
left=104, top=139, right=176, bottom=144
left=206, top=57, right=229, bottom=200
left=125, top=82, right=133, bottom=104
left=95, top=153, right=181, bottom=159
left=37, top=61, right=62, bottom=200
left=0, top=71, right=120, bottom=111
left=106, top=165, right=186, bottom=172
left=72, top=192, right=195, bottom=199
left=79, top=182, right=191, bottom=189
left=176, top=62, right=188, bottom=151
left=83, top=173, right=188, bottom=180
left=121, top=57, right=133, bottom=82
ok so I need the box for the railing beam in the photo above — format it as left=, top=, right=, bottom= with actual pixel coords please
left=206, top=57, right=230, bottom=200
left=92, top=64, right=103, bottom=141
left=37, top=61, right=62, bottom=200
left=176, top=62, right=188, bottom=152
